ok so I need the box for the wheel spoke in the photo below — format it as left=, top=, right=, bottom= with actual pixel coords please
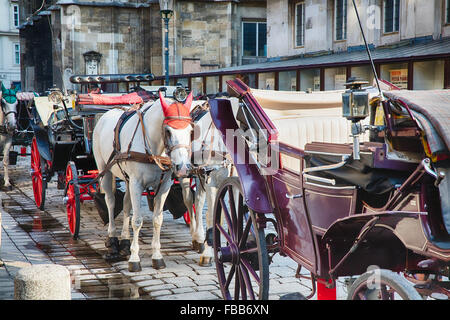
left=240, top=257, right=260, bottom=284
left=216, top=222, right=233, bottom=245
left=219, top=198, right=235, bottom=242
left=239, top=264, right=255, bottom=300
left=239, top=218, right=252, bottom=250
left=227, top=186, right=238, bottom=239
left=224, top=264, right=236, bottom=291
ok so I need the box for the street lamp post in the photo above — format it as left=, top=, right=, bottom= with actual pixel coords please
left=159, top=0, right=174, bottom=86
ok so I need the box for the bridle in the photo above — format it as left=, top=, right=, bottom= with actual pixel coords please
left=162, top=116, right=194, bottom=158
left=0, top=99, right=17, bottom=133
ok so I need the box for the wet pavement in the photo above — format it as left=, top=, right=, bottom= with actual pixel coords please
left=0, top=150, right=349, bottom=300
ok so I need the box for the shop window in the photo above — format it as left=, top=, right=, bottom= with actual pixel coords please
left=380, top=63, right=408, bottom=89
left=222, top=75, right=236, bottom=91
left=206, top=76, right=220, bottom=95
left=324, top=67, right=346, bottom=90
left=413, top=60, right=445, bottom=90
left=300, top=69, right=320, bottom=92
left=351, top=65, right=375, bottom=86
left=191, top=77, right=204, bottom=96
left=279, top=70, right=297, bottom=91
left=258, top=72, right=275, bottom=90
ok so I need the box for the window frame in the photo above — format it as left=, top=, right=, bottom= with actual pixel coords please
left=334, top=0, right=347, bottom=41
left=383, top=0, right=400, bottom=34
left=293, top=1, right=305, bottom=48
left=13, top=4, right=19, bottom=28
left=14, top=43, right=20, bottom=65
left=241, top=20, right=267, bottom=58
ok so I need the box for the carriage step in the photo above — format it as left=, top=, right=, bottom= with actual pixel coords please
left=279, top=292, right=307, bottom=300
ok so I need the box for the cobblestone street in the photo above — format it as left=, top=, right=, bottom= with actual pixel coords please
left=0, top=152, right=348, bottom=300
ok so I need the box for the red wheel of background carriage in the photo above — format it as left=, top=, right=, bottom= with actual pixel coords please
left=65, top=161, right=80, bottom=239
left=30, top=137, right=47, bottom=210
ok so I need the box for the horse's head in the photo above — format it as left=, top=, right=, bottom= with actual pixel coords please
left=159, top=91, right=194, bottom=177
left=0, top=99, right=17, bottom=133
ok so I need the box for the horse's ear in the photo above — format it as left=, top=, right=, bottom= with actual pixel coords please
left=184, top=92, right=194, bottom=111
left=159, top=91, right=170, bottom=115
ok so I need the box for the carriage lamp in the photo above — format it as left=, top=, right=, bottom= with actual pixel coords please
left=342, top=78, right=369, bottom=160
left=48, top=87, right=64, bottom=105
left=173, top=87, right=187, bottom=102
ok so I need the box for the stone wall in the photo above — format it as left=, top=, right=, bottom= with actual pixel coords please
left=56, top=3, right=158, bottom=90
left=170, top=0, right=266, bottom=76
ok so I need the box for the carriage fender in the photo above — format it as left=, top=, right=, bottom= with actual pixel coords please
left=31, top=122, right=52, bottom=161
left=322, top=211, right=430, bottom=255
left=209, top=99, right=272, bottom=214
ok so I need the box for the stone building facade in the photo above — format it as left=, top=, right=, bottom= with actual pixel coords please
left=18, top=0, right=267, bottom=93
left=19, top=0, right=161, bottom=93
left=0, top=0, right=21, bottom=89
left=180, top=0, right=449, bottom=94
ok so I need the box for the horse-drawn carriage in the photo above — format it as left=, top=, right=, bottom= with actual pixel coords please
left=207, top=78, right=450, bottom=300
left=29, top=74, right=193, bottom=240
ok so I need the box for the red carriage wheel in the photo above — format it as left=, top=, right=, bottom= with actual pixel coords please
left=213, top=176, right=269, bottom=300
left=65, top=161, right=80, bottom=239
left=30, top=137, right=47, bottom=210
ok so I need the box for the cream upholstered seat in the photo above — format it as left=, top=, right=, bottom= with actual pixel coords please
left=250, top=88, right=370, bottom=172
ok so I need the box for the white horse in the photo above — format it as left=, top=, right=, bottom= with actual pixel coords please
left=0, top=95, right=18, bottom=189
left=92, top=92, right=194, bottom=272
left=180, top=97, right=239, bottom=266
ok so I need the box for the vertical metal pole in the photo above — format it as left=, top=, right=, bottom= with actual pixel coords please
left=164, top=17, right=170, bottom=86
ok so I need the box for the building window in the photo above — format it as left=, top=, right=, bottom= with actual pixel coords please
left=384, top=0, right=400, bottom=33
left=294, top=2, right=305, bottom=47
left=446, top=0, right=450, bottom=24
left=14, top=44, right=20, bottom=65
left=13, top=4, right=19, bottom=28
left=242, top=21, right=267, bottom=57
left=335, top=0, right=347, bottom=41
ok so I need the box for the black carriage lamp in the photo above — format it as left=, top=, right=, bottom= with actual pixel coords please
left=159, top=0, right=174, bottom=86
left=342, top=77, right=369, bottom=161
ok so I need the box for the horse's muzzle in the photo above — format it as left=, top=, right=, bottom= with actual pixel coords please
left=174, top=163, right=192, bottom=178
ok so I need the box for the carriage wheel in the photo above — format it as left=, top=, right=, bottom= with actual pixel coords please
left=65, top=161, right=80, bottom=239
left=30, top=137, right=47, bottom=210
left=213, top=176, right=269, bottom=300
left=347, top=269, right=422, bottom=300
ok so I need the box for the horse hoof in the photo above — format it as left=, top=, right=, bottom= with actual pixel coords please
left=192, top=241, right=204, bottom=253
left=103, top=252, right=122, bottom=262
left=128, top=261, right=142, bottom=272
left=197, top=242, right=205, bottom=253
left=105, top=237, right=119, bottom=248
left=119, top=239, right=131, bottom=256
left=198, top=256, right=212, bottom=267
left=152, top=259, right=166, bottom=270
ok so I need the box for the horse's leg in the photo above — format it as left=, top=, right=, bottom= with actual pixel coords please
left=2, top=136, right=12, bottom=189
left=128, top=177, right=144, bottom=272
left=180, top=177, right=200, bottom=251
left=119, top=183, right=131, bottom=257
left=200, top=167, right=229, bottom=266
left=102, top=171, right=120, bottom=259
left=192, top=176, right=206, bottom=253
left=149, top=174, right=172, bottom=270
